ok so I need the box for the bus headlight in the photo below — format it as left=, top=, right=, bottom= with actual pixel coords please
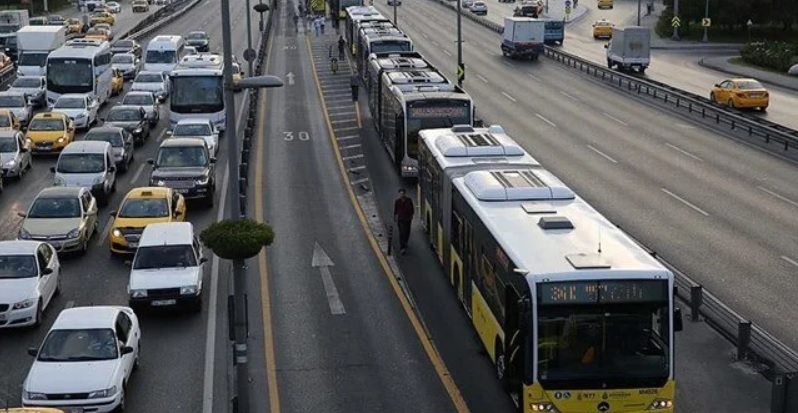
left=649, top=399, right=673, bottom=410
left=530, top=403, right=558, bottom=412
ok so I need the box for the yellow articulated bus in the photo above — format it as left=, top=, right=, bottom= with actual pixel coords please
left=418, top=125, right=683, bottom=413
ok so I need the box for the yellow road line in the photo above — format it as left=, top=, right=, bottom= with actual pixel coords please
left=255, top=27, right=281, bottom=413
left=305, top=35, right=470, bottom=413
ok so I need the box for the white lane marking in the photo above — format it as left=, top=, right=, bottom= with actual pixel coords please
left=782, top=256, right=798, bottom=268
left=421, top=32, right=429, bottom=38
left=202, top=164, right=229, bottom=413
left=665, top=143, right=704, bottom=162
left=676, top=123, right=696, bottom=129
left=501, top=92, right=517, bottom=103
left=96, top=217, right=115, bottom=247
left=535, top=113, right=557, bottom=128
left=757, top=186, right=798, bottom=209
left=342, top=154, right=364, bottom=160
left=130, top=162, right=147, bottom=185
left=312, top=243, right=345, bottom=315
left=476, top=74, right=488, bottom=83
left=432, top=40, right=440, bottom=47
left=340, top=144, right=362, bottom=150
left=348, top=165, right=366, bottom=171
left=661, top=188, right=710, bottom=216
left=602, top=112, right=628, bottom=126
left=559, top=91, right=578, bottom=100
left=336, top=126, right=360, bottom=132
left=527, top=73, right=541, bottom=82
left=337, top=135, right=359, bottom=141
left=351, top=177, right=369, bottom=185
left=586, top=145, right=618, bottom=163
left=443, top=50, right=452, bottom=56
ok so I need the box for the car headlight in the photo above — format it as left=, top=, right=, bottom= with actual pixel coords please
left=195, top=175, right=209, bottom=185
left=24, top=391, right=47, bottom=400
left=112, top=228, right=122, bottom=237
left=56, top=137, right=65, bottom=143
left=649, top=399, right=673, bottom=410
left=129, top=289, right=147, bottom=298
left=180, top=285, right=198, bottom=295
left=18, top=228, right=30, bottom=239
left=54, top=176, right=65, bottom=186
left=67, top=228, right=81, bottom=238
left=134, top=127, right=143, bottom=134
left=93, top=176, right=104, bottom=185
left=4, top=159, right=16, bottom=167
left=13, top=298, right=36, bottom=310
left=87, top=385, right=117, bottom=399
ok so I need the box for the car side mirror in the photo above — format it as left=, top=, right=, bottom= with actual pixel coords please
left=714, top=83, right=720, bottom=87
left=603, top=44, right=608, bottom=49
left=110, top=210, right=117, bottom=217
left=17, top=211, right=26, bottom=218
left=147, top=158, right=154, bottom=165
left=28, top=347, right=38, bottom=357
left=210, top=157, right=216, bottom=163
left=165, top=130, right=172, bottom=136
left=42, top=267, right=53, bottom=275
left=108, top=166, right=116, bottom=173
left=121, top=346, right=135, bottom=355
left=49, top=166, right=56, bottom=173
left=200, top=257, right=208, bottom=264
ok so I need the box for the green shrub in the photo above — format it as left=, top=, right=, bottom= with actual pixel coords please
left=741, top=41, right=798, bottom=72
left=655, top=7, right=674, bottom=38
left=200, top=219, right=275, bottom=261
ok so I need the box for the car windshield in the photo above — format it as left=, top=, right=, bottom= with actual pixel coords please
left=54, top=97, right=85, bottom=109
left=85, top=131, right=123, bottom=147
left=0, top=136, right=17, bottom=152
left=156, top=146, right=208, bottom=167
left=28, top=118, right=64, bottom=131
left=135, top=73, right=162, bottom=83
left=145, top=50, right=176, bottom=64
left=0, top=255, right=38, bottom=279
left=19, top=51, right=48, bottom=66
left=37, top=328, right=119, bottom=362
left=123, top=94, right=154, bottom=105
left=187, top=32, right=207, bottom=40
left=112, top=54, right=134, bottom=64
left=737, top=80, right=764, bottom=90
left=28, top=197, right=81, bottom=218
left=56, top=153, right=105, bottom=173
left=107, top=109, right=141, bottom=122
left=0, top=95, right=26, bottom=107
left=173, top=124, right=211, bottom=136
left=133, top=244, right=197, bottom=269
left=11, top=77, right=42, bottom=88
left=119, top=198, right=169, bottom=218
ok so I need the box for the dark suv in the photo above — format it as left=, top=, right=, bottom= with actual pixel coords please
left=148, top=138, right=215, bottom=207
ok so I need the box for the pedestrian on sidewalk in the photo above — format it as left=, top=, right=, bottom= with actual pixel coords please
left=350, top=73, right=359, bottom=101
left=320, top=16, right=326, bottom=35
left=313, top=16, right=320, bottom=37
left=337, top=35, right=346, bottom=60
left=394, top=188, right=414, bottom=255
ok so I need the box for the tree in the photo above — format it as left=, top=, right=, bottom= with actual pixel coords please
left=200, top=219, right=275, bottom=261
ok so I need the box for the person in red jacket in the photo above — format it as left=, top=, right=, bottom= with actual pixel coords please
left=393, top=188, right=414, bottom=254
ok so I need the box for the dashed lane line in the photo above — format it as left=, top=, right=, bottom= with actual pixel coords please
left=661, top=188, right=710, bottom=216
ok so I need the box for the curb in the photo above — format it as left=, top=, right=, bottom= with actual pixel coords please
left=698, top=56, right=798, bottom=93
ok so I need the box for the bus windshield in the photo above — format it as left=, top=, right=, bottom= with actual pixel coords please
left=370, top=40, right=412, bottom=54
left=47, top=58, right=93, bottom=94
left=537, top=303, right=670, bottom=388
left=406, top=99, right=471, bottom=158
left=170, top=76, right=224, bottom=114
left=146, top=50, right=176, bottom=64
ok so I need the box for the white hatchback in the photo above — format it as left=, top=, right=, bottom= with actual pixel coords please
left=22, top=306, right=141, bottom=412
left=0, top=240, right=61, bottom=328
left=51, top=94, right=100, bottom=130
left=167, top=118, right=219, bottom=156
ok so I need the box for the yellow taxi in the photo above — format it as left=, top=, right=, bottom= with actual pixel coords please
left=65, top=17, right=83, bottom=34
left=24, top=112, right=75, bottom=154
left=710, top=78, right=769, bottom=111
left=592, top=19, right=614, bottom=39
left=597, top=0, right=613, bottom=8
left=84, top=27, right=112, bottom=42
left=90, top=11, right=116, bottom=26
left=109, top=187, right=187, bottom=254
left=0, top=109, right=20, bottom=131
left=112, top=68, right=125, bottom=95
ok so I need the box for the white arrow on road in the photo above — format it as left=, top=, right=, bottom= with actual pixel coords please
left=312, top=242, right=345, bottom=315
left=286, top=72, right=295, bottom=86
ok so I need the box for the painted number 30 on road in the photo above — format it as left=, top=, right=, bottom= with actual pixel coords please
left=283, top=131, right=310, bottom=141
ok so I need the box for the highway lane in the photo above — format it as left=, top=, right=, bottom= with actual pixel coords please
left=472, top=0, right=798, bottom=129
left=0, top=0, right=256, bottom=409
left=374, top=0, right=798, bottom=350
left=251, top=2, right=464, bottom=412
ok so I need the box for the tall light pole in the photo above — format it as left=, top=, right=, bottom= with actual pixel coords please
left=244, top=0, right=254, bottom=76
left=393, top=2, right=397, bottom=27
left=220, top=0, right=282, bottom=411
left=456, top=0, right=463, bottom=87
left=636, top=0, right=641, bottom=25
left=702, top=0, right=709, bottom=42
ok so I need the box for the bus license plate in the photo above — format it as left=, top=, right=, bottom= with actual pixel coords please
left=151, top=299, right=176, bottom=307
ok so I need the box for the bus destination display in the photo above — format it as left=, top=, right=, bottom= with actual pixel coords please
left=538, top=280, right=668, bottom=305
left=408, top=104, right=468, bottom=119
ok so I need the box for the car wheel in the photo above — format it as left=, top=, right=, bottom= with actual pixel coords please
left=33, top=299, right=43, bottom=327
left=727, top=98, right=735, bottom=108
left=115, top=385, right=126, bottom=412
left=133, top=341, right=141, bottom=371
left=190, top=296, right=202, bottom=313
left=709, top=92, right=716, bottom=103
left=204, top=192, right=214, bottom=208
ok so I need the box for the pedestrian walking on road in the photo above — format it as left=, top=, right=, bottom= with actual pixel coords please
left=337, top=35, right=346, bottom=60
left=394, top=188, right=414, bottom=254
left=320, top=17, right=326, bottom=35
left=313, top=16, right=320, bottom=37
left=350, top=73, right=359, bottom=101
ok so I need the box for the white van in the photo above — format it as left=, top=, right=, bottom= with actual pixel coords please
left=50, top=141, right=117, bottom=205
left=143, top=35, right=185, bottom=74
left=127, top=222, right=206, bottom=312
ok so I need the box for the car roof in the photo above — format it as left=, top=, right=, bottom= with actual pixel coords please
left=730, top=77, right=758, bottom=82
left=57, top=93, right=90, bottom=100
left=0, top=91, right=27, bottom=97
left=123, top=91, right=154, bottom=97
left=160, top=137, right=206, bottom=147
left=125, top=186, right=171, bottom=199
left=137, top=70, right=163, bottom=76
left=188, top=31, right=207, bottom=36
left=109, top=105, right=143, bottom=112
left=61, top=140, right=111, bottom=154
left=52, top=306, right=126, bottom=330
left=0, top=240, right=43, bottom=255
left=36, top=186, right=84, bottom=198
left=140, top=222, right=194, bottom=247
left=32, top=112, right=69, bottom=120
left=86, top=126, right=124, bottom=135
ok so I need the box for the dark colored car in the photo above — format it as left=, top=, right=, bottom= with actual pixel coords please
left=513, top=2, right=541, bottom=17
left=102, top=105, right=150, bottom=145
left=185, top=31, right=210, bottom=53
left=110, top=39, right=142, bottom=57
left=84, top=126, right=135, bottom=172
left=47, top=15, right=66, bottom=26
left=148, top=138, right=216, bottom=207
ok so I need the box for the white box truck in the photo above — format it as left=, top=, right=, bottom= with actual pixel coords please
left=16, top=26, right=67, bottom=77
left=605, top=26, right=650, bottom=73
left=501, top=17, right=546, bottom=60
left=0, top=10, right=30, bottom=34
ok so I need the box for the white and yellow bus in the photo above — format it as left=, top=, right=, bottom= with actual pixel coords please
left=418, top=126, right=682, bottom=413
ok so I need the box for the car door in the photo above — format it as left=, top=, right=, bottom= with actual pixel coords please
left=36, top=245, right=56, bottom=307
left=718, top=81, right=733, bottom=101
left=15, top=132, right=29, bottom=167
left=114, top=312, right=136, bottom=380
left=81, top=190, right=98, bottom=235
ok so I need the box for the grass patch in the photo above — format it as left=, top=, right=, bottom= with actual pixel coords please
left=728, top=56, right=791, bottom=75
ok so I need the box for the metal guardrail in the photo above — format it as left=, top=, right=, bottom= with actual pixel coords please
left=423, top=0, right=798, bottom=394
left=125, top=0, right=204, bottom=40
left=427, top=0, right=798, bottom=155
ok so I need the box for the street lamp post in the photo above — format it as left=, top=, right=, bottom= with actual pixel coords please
left=244, top=0, right=254, bottom=76
left=636, top=0, right=641, bottom=25
left=746, top=19, right=753, bottom=43
left=456, top=0, right=463, bottom=87
left=702, top=0, right=709, bottom=42
left=393, top=2, right=397, bottom=27
left=219, top=0, right=282, bottom=411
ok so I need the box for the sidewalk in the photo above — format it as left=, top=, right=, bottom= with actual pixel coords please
left=698, top=55, right=798, bottom=92
left=630, top=1, right=743, bottom=50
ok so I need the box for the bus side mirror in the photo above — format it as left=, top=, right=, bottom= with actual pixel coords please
left=673, top=307, right=683, bottom=332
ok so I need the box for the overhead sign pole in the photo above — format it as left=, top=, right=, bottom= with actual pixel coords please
left=671, top=0, right=680, bottom=40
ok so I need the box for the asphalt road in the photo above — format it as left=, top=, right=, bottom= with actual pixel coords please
left=249, top=2, right=464, bottom=412
left=0, top=0, right=257, bottom=410
left=374, top=0, right=798, bottom=362
left=472, top=0, right=798, bottom=129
